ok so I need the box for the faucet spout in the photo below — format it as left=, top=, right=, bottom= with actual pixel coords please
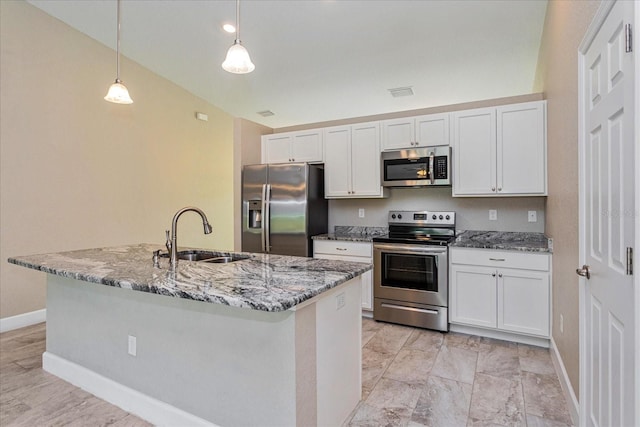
left=169, top=206, right=213, bottom=269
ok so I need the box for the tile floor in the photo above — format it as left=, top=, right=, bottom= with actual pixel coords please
left=346, top=318, right=573, bottom=426
left=1, top=320, right=573, bottom=426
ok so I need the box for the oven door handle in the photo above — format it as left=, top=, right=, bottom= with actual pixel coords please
left=373, top=243, right=447, bottom=255
left=381, top=303, right=439, bottom=315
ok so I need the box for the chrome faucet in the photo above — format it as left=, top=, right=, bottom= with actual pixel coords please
left=166, top=206, right=213, bottom=269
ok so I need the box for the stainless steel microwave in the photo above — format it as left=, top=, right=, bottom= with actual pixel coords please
left=381, top=146, right=452, bottom=187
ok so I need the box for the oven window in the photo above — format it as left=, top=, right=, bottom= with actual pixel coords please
left=384, top=159, right=429, bottom=182
left=381, top=252, right=438, bottom=292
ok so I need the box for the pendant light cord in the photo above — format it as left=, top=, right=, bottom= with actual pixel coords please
left=235, top=0, right=240, bottom=43
left=116, top=0, right=121, bottom=81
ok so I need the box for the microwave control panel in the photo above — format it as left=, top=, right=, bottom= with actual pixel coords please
left=434, top=156, right=448, bottom=179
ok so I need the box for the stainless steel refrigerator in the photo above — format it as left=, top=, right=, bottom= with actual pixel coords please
left=242, top=163, right=328, bottom=257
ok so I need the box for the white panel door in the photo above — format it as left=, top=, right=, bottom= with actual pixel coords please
left=579, top=1, right=636, bottom=426
left=262, top=134, right=292, bottom=164
left=452, top=108, right=496, bottom=195
left=323, top=127, right=351, bottom=197
left=449, top=265, right=497, bottom=328
left=415, top=113, right=450, bottom=147
left=291, top=131, right=323, bottom=163
left=497, top=269, right=549, bottom=337
left=350, top=122, right=382, bottom=196
left=497, top=101, right=547, bottom=195
left=381, top=118, right=414, bottom=150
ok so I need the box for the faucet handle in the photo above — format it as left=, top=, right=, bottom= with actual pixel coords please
left=152, top=250, right=161, bottom=268
left=165, top=230, right=172, bottom=253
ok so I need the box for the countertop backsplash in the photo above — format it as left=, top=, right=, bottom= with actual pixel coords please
left=328, top=187, right=545, bottom=233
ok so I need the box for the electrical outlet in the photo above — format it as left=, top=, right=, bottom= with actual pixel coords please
left=560, top=315, right=564, bottom=335
left=336, top=292, right=346, bottom=310
left=358, top=208, right=365, bottom=218
left=128, top=335, right=137, bottom=356
left=528, top=210, right=537, bottom=222
left=489, top=210, right=497, bottom=221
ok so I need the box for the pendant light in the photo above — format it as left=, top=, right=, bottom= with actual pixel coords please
left=104, top=0, right=133, bottom=104
left=222, top=0, right=255, bottom=74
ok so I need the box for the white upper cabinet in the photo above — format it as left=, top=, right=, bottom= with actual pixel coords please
left=324, top=122, right=388, bottom=199
left=381, top=113, right=450, bottom=150
left=452, top=101, right=547, bottom=197
left=261, top=130, right=323, bottom=164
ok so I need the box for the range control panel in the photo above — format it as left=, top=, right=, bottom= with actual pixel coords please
left=388, top=210, right=456, bottom=226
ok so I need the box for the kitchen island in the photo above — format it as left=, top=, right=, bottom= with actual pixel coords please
left=8, top=244, right=371, bottom=426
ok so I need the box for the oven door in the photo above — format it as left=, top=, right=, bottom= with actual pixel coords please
left=373, top=242, right=448, bottom=307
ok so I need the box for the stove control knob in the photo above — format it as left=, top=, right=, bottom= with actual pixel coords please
left=439, top=215, right=444, bottom=220
left=446, top=215, right=451, bottom=220
left=397, top=214, right=402, bottom=219
left=391, top=214, right=396, bottom=219
left=432, top=215, right=437, bottom=220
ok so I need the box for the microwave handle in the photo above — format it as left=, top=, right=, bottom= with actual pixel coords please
left=429, top=152, right=435, bottom=184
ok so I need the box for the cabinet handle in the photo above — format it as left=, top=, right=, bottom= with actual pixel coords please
left=489, top=258, right=506, bottom=261
left=336, top=248, right=347, bottom=251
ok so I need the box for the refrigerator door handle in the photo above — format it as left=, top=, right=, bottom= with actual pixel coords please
left=261, top=184, right=267, bottom=252
left=264, top=184, right=271, bottom=253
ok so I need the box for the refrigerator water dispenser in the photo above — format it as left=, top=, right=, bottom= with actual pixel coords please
left=248, top=201, right=262, bottom=229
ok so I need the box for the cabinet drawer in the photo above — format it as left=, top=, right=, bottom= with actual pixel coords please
left=450, top=248, right=549, bottom=271
left=313, top=240, right=372, bottom=258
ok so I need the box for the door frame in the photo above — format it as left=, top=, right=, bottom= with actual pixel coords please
left=577, top=1, right=640, bottom=426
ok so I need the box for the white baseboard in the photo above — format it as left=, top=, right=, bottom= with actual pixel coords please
left=0, top=309, right=46, bottom=333
left=550, top=337, right=580, bottom=426
left=42, top=352, right=217, bottom=427
left=449, top=323, right=550, bottom=348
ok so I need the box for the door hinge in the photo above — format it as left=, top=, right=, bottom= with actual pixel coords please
left=625, top=24, right=632, bottom=53
left=627, top=247, right=634, bottom=275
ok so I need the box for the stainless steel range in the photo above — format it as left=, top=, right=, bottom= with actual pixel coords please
left=372, top=210, right=455, bottom=332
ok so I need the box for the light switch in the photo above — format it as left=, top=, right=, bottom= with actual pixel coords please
left=358, top=208, right=365, bottom=218
left=528, top=210, right=537, bottom=222
left=489, top=210, right=497, bottom=221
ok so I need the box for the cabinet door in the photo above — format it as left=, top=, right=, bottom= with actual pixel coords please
left=452, top=108, right=496, bottom=196
left=361, top=269, right=373, bottom=311
left=381, top=118, right=414, bottom=150
left=291, top=130, right=323, bottom=163
left=323, top=127, right=352, bottom=197
left=497, top=101, right=547, bottom=195
left=497, top=269, right=550, bottom=337
left=450, top=265, right=497, bottom=328
left=262, top=134, right=292, bottom=164
left=415, top=113, right=450, bottom=147
left=350, top=122, right=383, bottom=196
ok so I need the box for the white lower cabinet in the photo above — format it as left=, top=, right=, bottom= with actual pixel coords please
left=449, top=248, right=550, bottom=339
left=313, top=240, right=373, bottom=311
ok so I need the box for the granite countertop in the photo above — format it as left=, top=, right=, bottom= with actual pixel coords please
left=452, top=230, right=552, bottom=253
left=8, top=244, right=371, bottom=312
left=312, top=226, right=388, bottom=243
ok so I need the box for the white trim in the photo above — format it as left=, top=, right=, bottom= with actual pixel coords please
left=550, top=336, right=580, bottom=426
left=42, top=352, right=217, bottom=427
left=578, top=0, right=617, bottom=53
left=449, top=323, right=550, bottom=348
left=0, top=309, right=46, bottom=333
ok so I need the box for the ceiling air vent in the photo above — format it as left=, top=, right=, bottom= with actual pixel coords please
left=257, top=110, right=275, bottom=117
left=388, top=87, right=414, bottom=98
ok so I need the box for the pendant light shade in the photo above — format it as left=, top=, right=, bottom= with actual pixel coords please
left=105, top=0, right=133, bottom=104
left=222, top=0, right=255, bottom=74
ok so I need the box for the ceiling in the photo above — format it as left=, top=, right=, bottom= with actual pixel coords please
left=27, top=0, right=548, bottom=129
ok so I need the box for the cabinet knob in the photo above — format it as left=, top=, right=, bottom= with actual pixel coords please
left=491, top=187, right=496, bottom=192
left=498, top=187, right=502, bottom=192
left=498, top=273, right=503, bottom=278
left=492, top=273, right=496, bottom=277
left=291, top=158, right=295, bottom=162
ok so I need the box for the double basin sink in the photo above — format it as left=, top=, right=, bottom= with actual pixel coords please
left=161, top=250, right=250, bottom=264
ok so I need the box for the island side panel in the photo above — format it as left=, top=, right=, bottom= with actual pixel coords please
left=315, top=278, right=362, bottom=426
left=45, top=274, right=299, bottom=426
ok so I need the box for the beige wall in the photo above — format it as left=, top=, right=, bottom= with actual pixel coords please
left=535, top=0, right=601, bottom=398
left=0, top=1, right=235, bottom=319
